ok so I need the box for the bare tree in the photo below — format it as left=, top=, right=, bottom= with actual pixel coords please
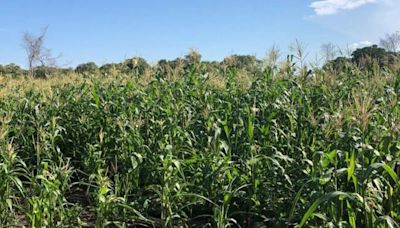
left=321, top=42, right=337, bottom=63
left=337, top=44, right=353, bottom=58
left=22, top=27, right=57, bottom=77
left=380, top=31, right=400, bottom=53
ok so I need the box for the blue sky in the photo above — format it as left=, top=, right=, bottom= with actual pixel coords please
left=0, top=0, right=399, bottom=67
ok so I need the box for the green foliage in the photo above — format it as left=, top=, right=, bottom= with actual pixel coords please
left=325, top=45, right=400, bottom=73
left=0, top=54, right=399, bottom=227
left=121, top=57, right=149, bottom=76
left=99, top=63, right=119, bottom=76
left=0, top=64, right=26, bottom=76
left=352, top=45, right=387, bottom=63
left=184, top=49, right=202, bottom=65
left=33, top=66, right=57, bottom=78
left=222, top=55, right=260, bottom=73
left=351, top=45, right=400, bottom=70
left=324, top=56, right=352, bottom=72
left=75, top=62, right=99, bottom=75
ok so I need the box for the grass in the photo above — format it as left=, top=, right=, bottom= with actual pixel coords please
left=0, top=58, right=399, bottom=227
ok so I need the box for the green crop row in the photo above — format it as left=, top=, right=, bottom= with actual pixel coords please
left=0, top=62, right=399, bottom=227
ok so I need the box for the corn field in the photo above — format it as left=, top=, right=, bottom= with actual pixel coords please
left=0, top=61, right=399, bottom=227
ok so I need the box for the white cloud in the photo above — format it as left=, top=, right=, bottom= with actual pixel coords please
left=309, top=0, right=400, bottom=41
left=310, top=0, right=377, bottom=15
left=349, top=40, right=373, bottom=50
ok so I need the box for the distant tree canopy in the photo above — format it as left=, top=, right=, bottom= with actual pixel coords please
left=0, top=64, right=26, bottom=76
left=121, top=57, right=149, bottom=75
left=184, top=49, right=202, bottom=65
left=0, top=63, right=74, bottom=78
left=352, top=45, right=387, bottom=66
left=75, top=62, right=99, bottom=75
left=323, top=57, right=352, bottom=72
left=99, top=63, right=119, bottom=76
left=222, top=55, right=260, bottom=73
left=33, top=66, right=58, bottom=78
left=5, top=33, right=400, bottom=79
left=325, top=45, right=400, bottom=72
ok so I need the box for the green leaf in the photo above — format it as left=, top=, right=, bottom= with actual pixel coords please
left=346, top=200, right=356, bottom=228
left=348, top=151, right=355, bottom=182
left=299, top=191, right=355, bottom=227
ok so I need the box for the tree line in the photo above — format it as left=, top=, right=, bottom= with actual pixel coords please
left=1, top=29, right=400, bottom=78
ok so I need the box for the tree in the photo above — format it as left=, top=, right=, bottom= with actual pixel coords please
left=22, top=27, right=56, bottom=77
left=100, top=63, right=119, bottom=76
left=352, top=45, right=387, bottom=66
left=75, top=62, right=99, bottom=75
left=184, top=49, right=202, bottom=65
left=380, top=31, right=400, bottom=53
left=323, top=57, right=352, bottom=72
left=122, top=57, right=149, bottom=76
left=33, top=66, right=58, bottom=78
left=0, top=64, right=26, bottom=76
left=350, top=45, right=400, bottom=71
left=222, top=55, right=259, bottom=73
left=321, top=42, right=337, bottom=63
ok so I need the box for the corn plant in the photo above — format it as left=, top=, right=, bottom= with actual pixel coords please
left=0, top=57, right=399, bottom=227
